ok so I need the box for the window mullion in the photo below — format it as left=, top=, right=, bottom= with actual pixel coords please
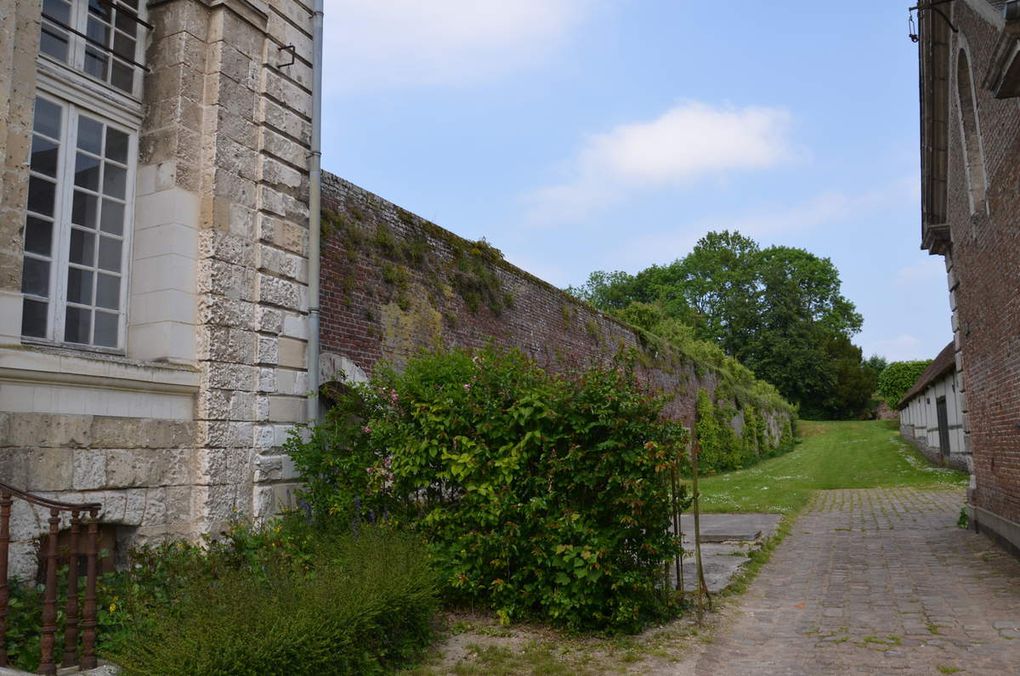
left=52, top=104, right=79, bottom=344
left=68, top=0, right=83, bottom=72
left=116, top=131, right=139, bottom=351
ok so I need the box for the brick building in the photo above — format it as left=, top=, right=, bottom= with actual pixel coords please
left=0, top=0, right=320, bottom=577
left=917, top=0, right=1020, bottom=552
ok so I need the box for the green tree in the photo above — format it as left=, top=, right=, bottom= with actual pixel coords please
left=810, top=333, right=878, bottom=419
left=570, top=230, right=871, bottom=419
left=864, top=354, right=888, bottom=376
left=669, top=231, right=761, bottom=355
left=566, top=270, right=638, bottom=311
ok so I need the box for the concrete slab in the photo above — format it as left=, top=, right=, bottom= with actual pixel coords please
left=677, top=512, right=782, bottom=543
left=668, top=513, right=784, bottom=593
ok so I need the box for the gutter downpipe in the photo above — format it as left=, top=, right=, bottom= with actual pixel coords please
left=307, top=0, right=324, bottom=422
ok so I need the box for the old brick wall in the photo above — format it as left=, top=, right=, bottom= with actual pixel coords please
left=320, top=173, right=793, bottom=441
left=941, top=1, right=1020, bottom=530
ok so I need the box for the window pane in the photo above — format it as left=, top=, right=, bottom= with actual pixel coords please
left=84, top=48, right=108, bottom=80
left=72, top=191, right=98, bottom=228
left=86, top=17, right=109, bottom=45
left=67, top=267, right=94, bottom=304
left=103, top=163, right=126, bottom=198
left=74, top=153, right=101, bottom=191
left=96, top=273, right=120, bottom=310
left=33, top=99, right=62, bottom=139
left=42, top=0, right=71, bottom=24
left=97, top=236, right=122, bottom=272
left=64, top=306, right=92, bottom=344
left=111, top=62, right=134, bottom=93
left=113, top=33, right=135, bottom=60
left=28, top=177, right=56, bottom=217
left=115, top=10, right=137, bottom=34
left=21, top=257, right=50, bottom=297
left=40, top=26, right=69, bottom=62
left=100, top=199, right=124, bottom=235
left=77, top=117, right=103, bottom=154
left=88, top=0, right=110, bottom=20
left=105, top=128, right=129, bottom=164
left=30, top=137, right=59, bottom=177
left=24, top=217, right=53, bottom=256
left=94, top=311, right=118, bottom=347
left=69, top=228, right=96, bottom=266
left=21, top=299, right=48, bottom=338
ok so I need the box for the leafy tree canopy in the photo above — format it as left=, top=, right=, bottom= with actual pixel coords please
left=569, top=230, right=873, bottom=419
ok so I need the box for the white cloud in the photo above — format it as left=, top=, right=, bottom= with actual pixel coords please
left=615, top=185, right=910, bottom=269
left=524, top=102, right=794, bottom=225
left=323, top=0, right=593, bottom=91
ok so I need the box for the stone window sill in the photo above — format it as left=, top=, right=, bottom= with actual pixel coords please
left=0, top=343, right=199, bottom=394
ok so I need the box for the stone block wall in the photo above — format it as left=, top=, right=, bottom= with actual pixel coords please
left=936, top=1, right=1020, bottom=543
left=139, top=0, right=316, bottom=535
left=0, top=0, right=41, bottom=343
left=1, top=0, right=315, bottom=578
left=319, top=174, right=793, bottom=441
left=0, top=412, right=198, bottom=575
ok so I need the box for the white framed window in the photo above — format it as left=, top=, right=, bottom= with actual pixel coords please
left=39, top=0, right=146, bottom=98
left=21, top=94, right=136, bottom=351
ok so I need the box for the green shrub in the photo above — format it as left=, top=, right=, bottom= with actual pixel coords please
left=106, top=525, right=436, bottom=675
left=4, top=520, right=436, bottom=675
left=287, top=347, right=688, bottom=632
left=876, top=360, right=932, bottom=406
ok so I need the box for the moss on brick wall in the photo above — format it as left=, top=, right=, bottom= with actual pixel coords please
left=319, top=173, right=795, bottom=442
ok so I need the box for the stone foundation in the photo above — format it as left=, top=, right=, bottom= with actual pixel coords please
left=899, top=423, right=971, bottom=473
left=0, top=412, right=199, bottom=578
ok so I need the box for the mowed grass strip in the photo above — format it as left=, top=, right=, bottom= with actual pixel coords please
left=699, top=420, right=968, bottom=514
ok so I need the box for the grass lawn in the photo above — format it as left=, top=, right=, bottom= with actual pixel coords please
left=698, top=420, right=968, bottom=514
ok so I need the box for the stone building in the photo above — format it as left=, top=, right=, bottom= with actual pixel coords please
left=0, top=0, right=319, bottom=577
left=916, top=0, right=1020, bottom=552
left=897, top=341, right=968, bottom=472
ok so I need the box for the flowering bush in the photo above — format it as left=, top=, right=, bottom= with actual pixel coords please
left=286, top=347, right=689, bottom=632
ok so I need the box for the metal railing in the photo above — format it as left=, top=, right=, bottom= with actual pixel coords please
left=0, top=482, right=102, bottom=675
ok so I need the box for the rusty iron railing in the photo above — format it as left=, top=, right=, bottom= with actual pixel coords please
left=0, top=482, right=102, bottom=675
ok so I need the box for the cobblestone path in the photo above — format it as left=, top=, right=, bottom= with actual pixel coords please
left=687, top=488, right=1020, bottom=675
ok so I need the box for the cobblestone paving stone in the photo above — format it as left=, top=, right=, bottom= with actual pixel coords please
left=686, top=488, right=1020, bottom=675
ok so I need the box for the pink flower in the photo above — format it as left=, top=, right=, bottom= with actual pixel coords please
left=389, top=389, right=399, bottom=404
left=362, top=425, right=371, bottom=434
left=463, top=383, right=472, bottom=391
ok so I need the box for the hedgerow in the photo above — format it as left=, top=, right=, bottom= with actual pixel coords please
left=876, top=360, right=932, bottom=406
left=286, top=347, right=689, bottom=632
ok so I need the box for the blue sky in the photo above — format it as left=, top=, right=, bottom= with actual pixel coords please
left=320, top=0, right=952, bottom=362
